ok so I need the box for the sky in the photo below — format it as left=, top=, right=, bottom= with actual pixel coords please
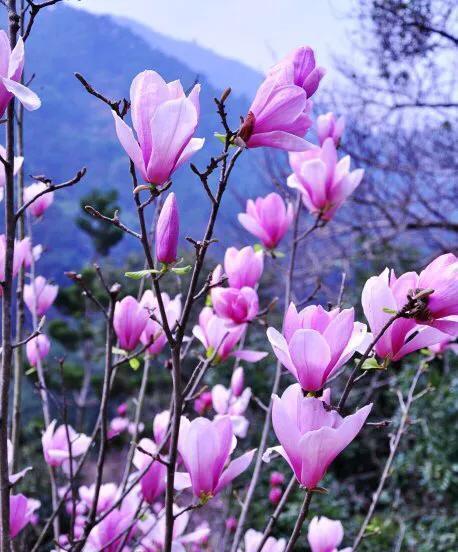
left=68, top=0, right=354, bottom=72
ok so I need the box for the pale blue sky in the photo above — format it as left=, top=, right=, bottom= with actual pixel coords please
left=68, top=0, right=354, bottom=72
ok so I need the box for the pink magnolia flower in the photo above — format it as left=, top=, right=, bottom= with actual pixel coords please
left=0, top=235, right=31, bottom=289
left=226, top=517, right=238, bottom=532
left=267, top=303, right=368, bottom=391
left=231, top=366, right=245, bottom=397
left=362, top=267, right=452, bottom=361
left=153, top=410, right=170, bottom=445
left=9, top=494, right=40, bottom=538
left=177, top=416, right=256, bottom=499
left=140, top=291, right=181, bottom=354
left=238, top=193, right=294, bottom=250
left=192, top=307, right=267, bottom=363
left=26, top=334, right=50, bottom=366
left=0, top=32, right=41, bottom=117
left=308, top=516, right=352, bottom=552
left=238, top=48, right=323, bottom=151
left=85, top=494, right=138, bottom=552
left=139, top=505, right=210, bottom=552
left=79, top=483, right=117, bottom=514
left=0, top=144, right=23, bottom=189
left=265, top=384, right=372, bottom=489
left=212, top=382, right=252, bottom=438
left=24, top=276, right=58, bottom=317
left=269, top=486, right=282, bottom=505
left=241, top=528, right=286, bottom=552
left=107, top=416, right=129, bottom=439
left=42, top=420, right=91, bottom=468
left=269, top=471, right=285, bottom=487
left=288, top=138, right=364, bottom=220
left=268, top=46, right=325, bottom=99
left=429, top=337, right=458, bottom=355
left=156, top=191, right=179, bottom=264
left=117, top=402, right=128, bottom=416
left=224, top=246, right=264, bottom=289
left=23, top=182, right=54, bottom=217
left=316, top=112, right=345, bottom=147
left=212, top=286, right=259, bottom=325
left=112, top=70, right=203, bottom=185
left=194, top=390, right=213, bottom=415
left=7, top=439, right=31, bottom=485
left=114, top=295, right=150, bottom=351
left=132, top=437, right=167, bottom=504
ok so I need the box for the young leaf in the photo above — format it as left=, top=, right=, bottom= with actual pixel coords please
left=129, top=357, right=141, bottom=371
left=171, top=265, right=192, bottom=275
left=125, top=269, right=161, bottom=280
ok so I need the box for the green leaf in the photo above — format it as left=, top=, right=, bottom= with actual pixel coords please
left=253, top=243, right=264, bottom=253
left=171, top=265, right=192, bottom=275
left=382, top=307, right=397, bottom=314
left=125, top=269, right=162, bottom=280
left=214, top=132, right=226, bottom=144
left=205, top=295, right=213, bottom=307
left=25, top=367, right=36, bottom=376
left=129, top=357, right=141, bottom=371
left=361, top=357, right=383, bottom=371
left=272, top=249, right=285, bottom=258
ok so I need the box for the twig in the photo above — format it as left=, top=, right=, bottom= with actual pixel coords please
left=284, top=490, right=313, bottom=551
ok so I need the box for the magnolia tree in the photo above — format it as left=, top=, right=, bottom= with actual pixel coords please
left=0, top=3, right=457, bottom=552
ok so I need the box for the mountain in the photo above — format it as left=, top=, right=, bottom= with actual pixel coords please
left=9, top=5, right=269, bottom=282
left=114, top=16, right=263, bottom=100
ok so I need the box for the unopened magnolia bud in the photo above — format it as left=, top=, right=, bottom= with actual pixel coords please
left=231, top=367, right=244, bottom=397
left=156, top=192, right=179, bottom=264
left=269, top=486, right=282, bottom=505
left=269, top=471, right=285, bottom=487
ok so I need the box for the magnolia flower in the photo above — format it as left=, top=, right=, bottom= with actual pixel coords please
left=362, top=267, right=452, bottom=361
left=26, top=334, right=50, bottom=367
left=7, top=439, right=31, bottom=485
left=194, top=390, right=213, bottom=415
left=308, top=516, right=352, bottom=552
left=132, top=438, right=167, bottom=504
left=139, top=505, right=210, bottom=552
left=112, top=70, right=203, bottom=185
left=267, top=303, right=368, bottom=391
left=9, top=494, right=40, bottom=538
left=231, top=366, right=245, bottom=397
left=238, top=193, right=294, bottom=249
left=269, top=471, right=285, bottom=487
left=192, top=307, right=267, bottom=363
left=24, top=276, right=58, bottom=317
left=107, top=416, right=129, bottom=439
left=224, top=246, right=264, bottom=289
left=23, top=182, right=54, bottom=217
left=0, top=234, right=31, bottom=288
left=177, top=416, right=256, bottom=500
left=212, top=382, right=252, bottom=438
left=269, top=486, right=282, bottom=505
left=429, top=337, right=458, bottom=355
left=140, top=291, right=181, bottom=354
left=42, top=420, right=91, bottom=469
left=265, top=384, right=372, bottom=489
left=0, top=144, right=23, bottom=189
left=0, top=32, right=41, bottom=117
left=241, top=528, right=286, bottom=552
left=238, top=47, right=323, bottom=150
left=316, top=112, right=345, bottom=147
left=79, top=483, right=117, bottom=514
left=156, top=192, right=179, bottom=264
left=113, top=295, right=150, bottom=351
left=212, top=286, right=259, bottom=325
left=153, top=410, right=170, bottom=445
left=288, top=138, right=363, bottom=220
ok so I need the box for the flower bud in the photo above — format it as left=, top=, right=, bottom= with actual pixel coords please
left=269, top=471, right=285, bottom=487
left=230, top=367, right=244, bottom=397
left=225, top=517, right=237, bottom=532
left=156, top=192, right=179, bottom=264
left=26, top=334, right=50, bottom=366
left=269, top=486, right=283, bottom=505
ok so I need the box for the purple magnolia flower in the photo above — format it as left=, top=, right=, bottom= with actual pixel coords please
left=177, top=416, right=255, bottom=500
left=269, top=471, right=285, bottom=487
left=362, top=267, right=453, bottom=361
left=0, top=32, right=41, bottom=117
left=238, top=193, right=294, bottom=249
left=194, top=390, right=213, bottom=415
left=269, top=486, right=283, bottom=505
left=79, top=483, right=117, bottom=514
left=308, top=516, right=352, bottom=552
left=316, top=112, right=345, bottom=147
left=42, top=420, right=91, bottom=468
left=9, top=494, right=40, bottom=538
left=212, top=286, right=259, bottom=325
left=288, top=138, right=364, bottom=220
left=212, top=380, right=252, bottom=438
left=139, top=505, right=210, bottom=551
left=192, top=307, right=267, bottom=363
left=224, top=246, right=264, bottom=289
left=242, top=528, right=286, bottom=552
left=24, top=276, right=58, bottom=317
left=26, top=334, right=50, bottom=367
left=267, top=303, right=368, bottom=391
left=238, top=47, right=324, bottom=151
left=156, top=192, right=179, bottom=264
left=112, top=70, right=203, bottom=185
left=132, top=437, right=167, bottom=504
left=23, top=182, right=54, bottom=217
left=113, top=295, right=150, bottom=351
left=140, top=291, right=181, bottom=354
left=264, top=384, right=372, bottom=489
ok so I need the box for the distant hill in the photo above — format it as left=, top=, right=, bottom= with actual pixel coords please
left=114, top=16, right=263, bottom=100
left=7, top=5, right=269, bottom=282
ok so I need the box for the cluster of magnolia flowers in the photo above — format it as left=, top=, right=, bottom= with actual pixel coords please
left=2, top=29, right=457, bottom=552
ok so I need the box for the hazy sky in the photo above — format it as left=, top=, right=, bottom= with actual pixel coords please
left=68, top=0, right=354, bottom=72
